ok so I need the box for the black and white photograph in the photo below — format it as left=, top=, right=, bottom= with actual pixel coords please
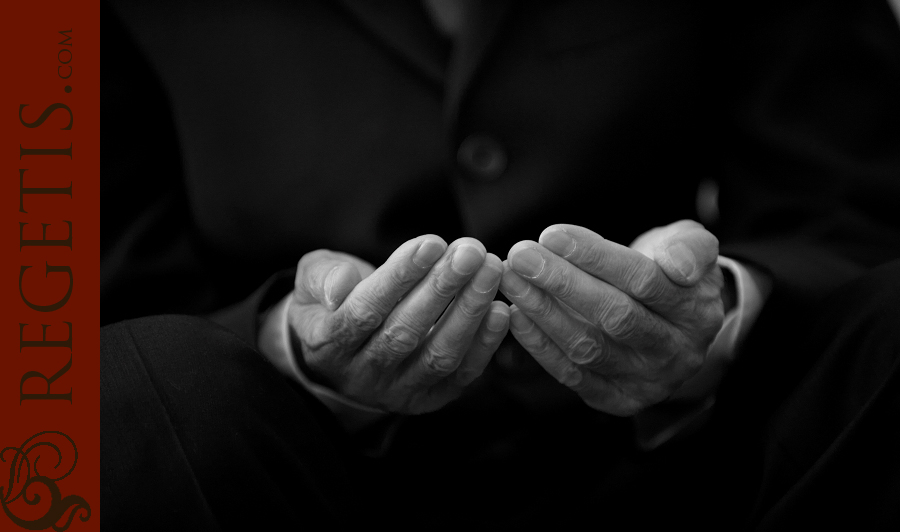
left=99, top=1, right=900, bottom=529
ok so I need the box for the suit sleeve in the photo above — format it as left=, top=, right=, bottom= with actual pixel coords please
left=711, top=0, right=900, bottom=417
left=716, top=0, right=900, bottom=302
left=100, top=1, right=291, bottom=343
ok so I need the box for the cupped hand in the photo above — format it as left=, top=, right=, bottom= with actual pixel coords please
left=289, top=235, right=510, bottom=414
left=499, top=221, right=724, bottom=416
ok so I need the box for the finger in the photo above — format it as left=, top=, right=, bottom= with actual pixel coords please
left=453, top=301, right=510, bottom=386
left=536, top=226, right=682, bottom=307
left=400, top=253, right=503, bottom=387
left=631, top=220, right=719, bottom=287
left=501, top=265, right=648, bottom=373
left=504, top=244, right=680, bottom=353
left=653, top=226, right=719, bottom=287
left=354, top=238, right=486, bottom=372
left=630, top=220, right=706, bottom=254
left=508, top=306, right=642, bottom=416
left=422, top=301, right=509, bottom=411
left=325, top=235, right=447, bottom=352
left=290, top=252, right=366, bottom=370
left=286, top=296, right=341, bottom=382
left=501, top=263, right=607, bottom=365
left=294, top=250, right=366, bottom=308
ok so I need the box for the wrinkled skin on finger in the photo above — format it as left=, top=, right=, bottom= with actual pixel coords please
left=289, top=235, right=511, bottom=414
left=500, top=221, right=724, bottom=416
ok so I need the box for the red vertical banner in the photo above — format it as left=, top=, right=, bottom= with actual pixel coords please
left=1, top=1, right=99, bottom=531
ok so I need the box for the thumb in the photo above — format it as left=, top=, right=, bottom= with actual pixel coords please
left=294, top=251, right=364, bottom=310
left=653, top=225, right=719, bottom=287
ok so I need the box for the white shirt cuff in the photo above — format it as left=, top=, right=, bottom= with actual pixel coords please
left=638, top=255, right=771, bottom=449
left=257, top=294, right=389, bottom=433
left=669, top=255, right=769, bottom=401
left=712, top=255, right=769, bottom=359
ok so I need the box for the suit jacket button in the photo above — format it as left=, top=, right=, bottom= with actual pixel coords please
left=457, top=134, right=508, bottom=180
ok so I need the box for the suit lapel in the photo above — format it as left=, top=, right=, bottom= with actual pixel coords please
left=335, top=0, right=514, bottom=124
left=334, top=0, right=446, bottom=86
left=445, top=0, right=513, bottom=124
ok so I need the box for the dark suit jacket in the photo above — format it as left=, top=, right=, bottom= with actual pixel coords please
left=102, top=0, right=900, bottom=317
left=101, top=0, right=900, bottom=400
left=100, top=0, right=900, bottom=525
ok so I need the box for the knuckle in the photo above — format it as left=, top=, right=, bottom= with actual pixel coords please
left=385, top=262, right=419, bottom=290
left=579, top=245, right=608, bottom=273
left=601, top=299, right=640, bottom=340
left=455, top=294, right=488, bottom=322
left=546, top=270, right=579, bottom=300
left=364, top=282, right=394, bottom=308
left=421, top=346, right=461, bottom=375
left=629, top=263, right=665, bottom=303
left=342, top=297, right=384, bottom=332
left=367, top=350, right=407, bottom=371
left=565, top=334, right=603, bottom=365
left=380, top=322, right=420, bottom=356
left=429, top=272, right=459, bottom=299
left=528, top=330, right=556, bottom=356
left=527, top=292, right=556, bottom=321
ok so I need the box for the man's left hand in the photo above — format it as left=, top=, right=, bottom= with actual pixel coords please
left=499, top=221, right=724, bottom=416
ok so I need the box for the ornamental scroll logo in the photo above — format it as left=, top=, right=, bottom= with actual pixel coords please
left=1, top=431, right=91, bottom=531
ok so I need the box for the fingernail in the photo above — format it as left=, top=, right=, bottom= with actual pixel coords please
left=666, top=242, right=696, bottom=280
left=413, top=239, right=445, bottom=268
left=560, top=367, right=584, bottom=388
left=501, top=269, right=531, bottom=298
left=451, top=244, right=484, bottom=275
left=510, top=247, right=545, bottom=279
left=472, top=264, right=502, bottom=294
left=540, top=229, right=576, bottom=258
left=324, top=266, right=339, bottom=306
left=509, top=308, right=534, bottom=333
left=486, top=309, right=509, bottom=332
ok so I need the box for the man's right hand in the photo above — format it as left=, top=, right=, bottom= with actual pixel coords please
left=289, top=235, right=509, bottom=414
